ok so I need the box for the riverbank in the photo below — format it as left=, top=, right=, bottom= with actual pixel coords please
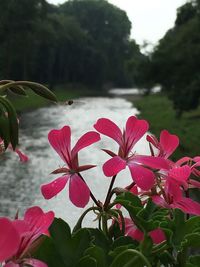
left=11, top=84, right=105, bottom=112
left=134, top=93, right=200, bottom=160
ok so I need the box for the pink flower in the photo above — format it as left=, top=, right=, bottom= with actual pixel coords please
left=0, top=218, right=20, bottom=263
left=41, top=126, right=100, bottom=208
left=3, top=206, right=54, bottom=267
left=0, top=138, right=28, bottom=162
left=94, top=116, right=168, bottom=190
left=152, top=181, right=200, bottom=215
left=123, top=218, right=166, bottom=244
left=147, top=130, right=179, bottom=159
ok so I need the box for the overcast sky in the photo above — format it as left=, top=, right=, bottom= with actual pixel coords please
left=47, top=0, right=187, bottom=46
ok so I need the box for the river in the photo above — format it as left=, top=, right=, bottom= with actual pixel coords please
left=0, top=96, right=150, bottom=227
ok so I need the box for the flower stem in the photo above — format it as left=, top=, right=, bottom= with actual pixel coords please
left=104, top=175, right=117, bottom=209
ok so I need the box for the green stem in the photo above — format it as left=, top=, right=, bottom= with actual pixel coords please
left=73, top=206, right=101, bottom=233
left=104, top=175, right=117, bottom=209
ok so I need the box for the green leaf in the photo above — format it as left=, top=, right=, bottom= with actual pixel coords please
left=181, top=233, right=200, bottom=249
left=9, top=85, right=27, bottom=96
left=112, top=236, right=138, bottom=250
left=25, top=82, right=57, bottom=102
left=110, top=249, right=151, bottom=267
left=185, top=216, right=200, bottom=235
left=84, top=246, right=107, bottom=267
left=88, top=228, right=110, bottom=253
left=186, top=255, right=200, bottom=267
left=78, top=255, right=97, bottom=267
left=49, top=218, right=92, bottom=267
left=34, top=236, right=66, bottom=267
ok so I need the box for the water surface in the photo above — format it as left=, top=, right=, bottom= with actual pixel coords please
left=0, top=96, right=149, bottom=226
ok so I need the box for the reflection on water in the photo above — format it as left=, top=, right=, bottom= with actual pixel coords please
left=0, top=97, right=149, bottom=226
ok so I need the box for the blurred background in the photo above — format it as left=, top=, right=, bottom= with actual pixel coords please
left=0, top=0, right=200, bottom=223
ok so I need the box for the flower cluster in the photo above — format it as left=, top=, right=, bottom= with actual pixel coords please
left=0, top=206, right=54, bottom=267
left=1, top=115, right=200, bottom=266
left=40, top=116, right=200, bottom=243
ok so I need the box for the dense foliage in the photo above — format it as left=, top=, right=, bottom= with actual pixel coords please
left=149, top=0, right=200, bottom=116
left=0, top=0, right=146, bottom=89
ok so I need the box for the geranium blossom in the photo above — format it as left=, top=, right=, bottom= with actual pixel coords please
left=94, top=116, right=168, bottom=190
left=152, top=180, right=200, bottom=215
left=41, top=126, right=100, bottom=207
left=1, top=206, right=54, bottom=267
left=147, top=130, right=179, bottom=159
left=123, top=218, right=166, bottom=244
left=0, top=218, right=20, bottom=263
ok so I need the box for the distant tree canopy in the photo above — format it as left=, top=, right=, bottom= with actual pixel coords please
left=150, top=0, right=200, bottom=116
left=0, top=0, right=146, bottom=89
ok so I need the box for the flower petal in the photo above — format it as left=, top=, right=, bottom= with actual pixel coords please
left=15, top=149, right=29, bottom=162
left=0, top=218, right=20, bottom=262
left=173, top=197, right=200, bottom=216
left=160, top=130, right=179, bottom=158
left=69, top=174, right=90, bottom=208
left=169, top=165, right=191, bottom=184
left=48, top=126, right=71, bottom=164
left=94, top=118, right=122, bottom=145
left=133, top=155, right=169, bottom=170
left=24, top=207, right=54, bottom=237
left=41, top=175, right=69, bottom=199
left=24, top=258, right=47, bottom=267
left=125, top=116, right=148, bottom=151
left=149, top=229, right=166, bottom=244
left=72, top=131, right=100, bottom=157
left=103, top=156, right=126, bottom=177
left=128, top=163, right=155, bottom=190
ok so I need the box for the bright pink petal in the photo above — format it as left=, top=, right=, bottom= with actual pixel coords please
left=94, top=118, right=122, bottom=145
left=193, top=156, right=200, bottom=162
left=41, top=175, right=69, bottom=199
left=48, top=126, right=71, bottom=164
left=146, top=134, right=159, bottom=148
left=133, top=155, right=169, bottom=170
left=173, top=197, right=200, bottom=215
left=190, top=179, right=200, bottom=188
left=125, top=116, right=148, bottom=152
left=149, top=229, right=166, bottom=244
left=160, top=130, right=179, bottom=158
left=165, top=180, right=183, bottom=201
left=15, top=149, right=29, bottom=162
left=72, top=131, right=100, bottom=157
left=23, top=259, right=47, bottom=267
left=124, top=218, right=144, bottom=242
left=24, top=206, right=54, bottom=237
left=103, top=156, right=126, bottom=177
left=0, top=218, right=20, bottom=262
left=169, top=165, right=191, bottom=184
left=152, top=195, right=168, bottom=208
left=69, top=174, right=90, bottom=208
left=176, top=157, right=191, bottom=166
left=4, top=263, right=20, bottom=267
left=128, top=163, right=155, bottom=190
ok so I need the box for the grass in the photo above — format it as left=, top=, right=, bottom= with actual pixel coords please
left=8, top=84, right=104, bottom=112
left=134, top=93, right=200, bottom=160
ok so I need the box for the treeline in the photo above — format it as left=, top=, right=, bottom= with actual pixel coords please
left=148, top=0, right=200, bottom=116
left=0, top=0, right=146, bottom=89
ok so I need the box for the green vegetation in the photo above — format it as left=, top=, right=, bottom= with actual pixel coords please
left=148, top=0, right=200, bottom=116
left=134, top=93, right=200, bottom=160
left=0, top=0, right=145, bottom=89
